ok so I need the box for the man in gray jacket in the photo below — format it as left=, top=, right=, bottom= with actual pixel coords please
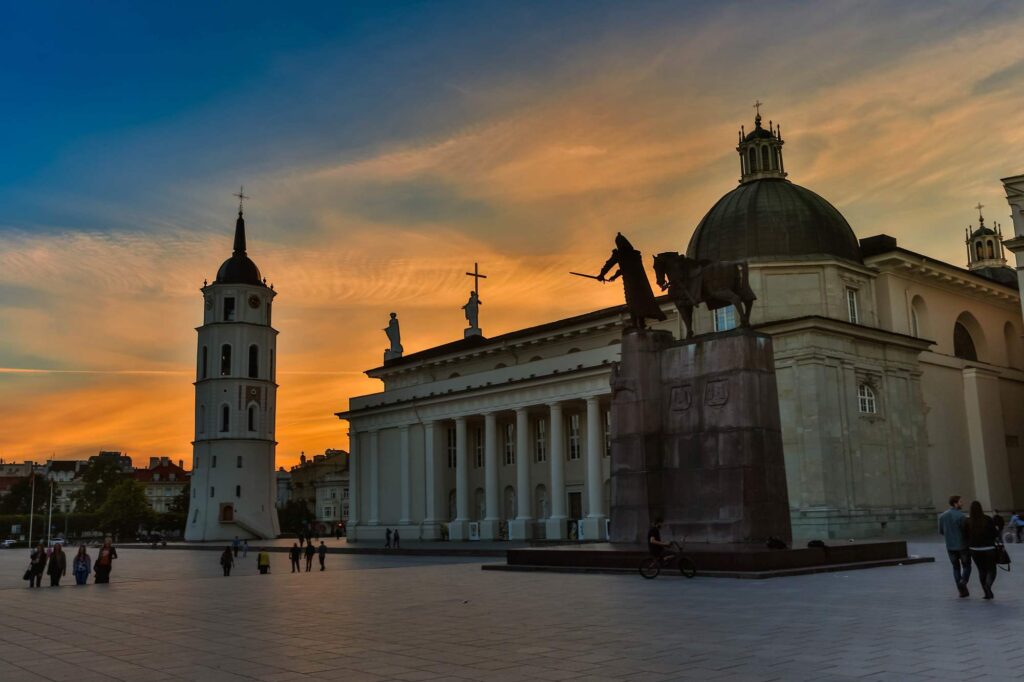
left=939, top=495, right=971, bottom=598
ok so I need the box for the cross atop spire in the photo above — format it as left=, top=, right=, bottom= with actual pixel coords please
left=975, top=202, right=985, bottom=223
left=233, top=186, right=250, bottom=215
left=753, top=99, right=763, bottom=117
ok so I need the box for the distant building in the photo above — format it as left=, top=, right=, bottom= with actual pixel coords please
left=0, top=460, right=33, bottom=501
left=45, top=460, right=86, bottom=513
left=133, top=457, right=190, bottom=514
left=275, top=467, right=292, bottom=508
left=289, top=450, right=350, bottom=534
left=90, top=451, right=134, bottom=472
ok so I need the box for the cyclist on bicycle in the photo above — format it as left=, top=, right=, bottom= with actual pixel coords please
left=648, top=518, right=671, bottom=556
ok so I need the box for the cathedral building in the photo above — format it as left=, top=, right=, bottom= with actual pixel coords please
left=185, top=202, right=280, bottom=541
left=337, top=110, right=1024, bottom=543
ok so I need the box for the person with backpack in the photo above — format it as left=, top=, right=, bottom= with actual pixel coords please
left=220, top=546, right=234, bottom=576
left=304, top=539, right=315, bottom=572
left=257, top=548, right=271, bottom=574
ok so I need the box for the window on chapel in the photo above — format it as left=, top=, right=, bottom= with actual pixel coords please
left=504, top=423, right=515, bottom=465
left=953, top=322, right=978, bottom=361
left=846, top=288, right=859, bottom=324
left=220, top=344, right=232, bottom=376
left=857, top=384, right=877, bottom=414
left=224, top=297, right=236, bottom=321
left=568, top=414, right=581, bottom=460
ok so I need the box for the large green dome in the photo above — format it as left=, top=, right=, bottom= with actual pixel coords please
left=686, top=178, right=862, bottom=264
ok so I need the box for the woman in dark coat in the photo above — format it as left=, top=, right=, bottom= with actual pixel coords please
left=47, top=544, right=67, bottom=587
left=966, top=500, right=1000, bottom=599
left=28, top=542, right=48, bottom=588
left=94, top=539, right=118, bottom=584
left=220, top=547, right=234, bottom=576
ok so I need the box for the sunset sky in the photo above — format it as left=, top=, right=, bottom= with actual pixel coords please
left=1, top=1, right=1022, bottom=468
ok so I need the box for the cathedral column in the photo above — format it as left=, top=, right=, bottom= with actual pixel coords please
left=347, top=430, right=359, bottom=539
left=421, top=421, right=441, bottom=539
left=481, top=412, right=500, bottom=540
left=449, top=417, right=470, bottom=540
left=509, top=408, right=533, bottom=540
left=582, top=396, right=608, bottom=540
left=368, top=430, right=380, bottom=526
left=398, top=425, right=411, bottom=526
left=546, top=402, right=568, bottom=540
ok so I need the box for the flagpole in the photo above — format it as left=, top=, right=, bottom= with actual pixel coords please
left=47, top=480, right=54, bottom=545
left=28, top=471, right=35, bottom=546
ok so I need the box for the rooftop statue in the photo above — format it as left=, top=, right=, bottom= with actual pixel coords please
left=463, top=290, right=481, bottom=330
left=383, top=312, right=403, bottom=361
left=652, top=251, right=756, bottom=338
left=597, top=233, right=667, bottom=330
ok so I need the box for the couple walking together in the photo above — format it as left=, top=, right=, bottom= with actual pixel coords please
left=939, top=495, right=1006, bottom=600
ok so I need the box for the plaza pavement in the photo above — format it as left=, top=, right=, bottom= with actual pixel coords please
left=0, top=539, right=1020, bottom=682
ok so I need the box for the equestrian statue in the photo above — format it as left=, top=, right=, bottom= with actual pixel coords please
left=652, top=251, right=756, bottom=339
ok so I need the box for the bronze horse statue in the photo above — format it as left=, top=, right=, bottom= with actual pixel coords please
left=652, top=252, right=756, bottom=338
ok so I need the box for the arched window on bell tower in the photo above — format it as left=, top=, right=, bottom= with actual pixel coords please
left=220, top=344, right=232, bottom=376
left=248, top=344, right=259, bottom=378
left=220, top=404, right=230, bottom=432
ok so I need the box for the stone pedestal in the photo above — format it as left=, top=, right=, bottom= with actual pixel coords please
left=479, top=519, right=501, bottom=540
left=508, top=519, right=533, bottom=540
left=581, top=517, right=608, bottom=541
left=448, top=520, right=470, bottom=541
left=545, top=517, right=568, bottom=540
left=610, top=327, right=792, bottom=545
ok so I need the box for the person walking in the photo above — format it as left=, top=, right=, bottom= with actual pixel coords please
left=72, top=545, right=92, bottom=586
left=1011, top=511, right=1024, bottom=543
left=220, top=546, right=234, bottom=577
left=393, top=529, right=401, bottom=549
left=241, top=540, right=249, bottom=558
left=289, top=543, right=301, bottom=573
left=385, top=528, right=392, bottom=549
left=94, top=539, right=118, bottom=584
left=304, top=540, right=315, bottom=572
left=318, top=541, right=327, bottom=571
left=28, top=542, right=48, bottom=588
left=966, top=501, right=1000, bottom=600
left=232, top=536, right=240, bottom=558
left=939, top=495, right=971, bottom=597
left=257, top=548, right=271, bottom=574
left=993, top=510, right=1005, bottom=535
left=47, top=544, right=67, bottom=587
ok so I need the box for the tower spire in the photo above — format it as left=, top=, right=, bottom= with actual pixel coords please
left=232, top=186, right=250, bottom=255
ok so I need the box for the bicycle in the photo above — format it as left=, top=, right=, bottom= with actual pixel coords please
left=639, top=540, right=696, bottom=579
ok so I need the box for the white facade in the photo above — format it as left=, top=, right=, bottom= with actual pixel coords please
left=185, top=209, right=280, bottom=541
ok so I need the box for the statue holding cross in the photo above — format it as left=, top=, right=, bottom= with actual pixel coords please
left=463, top=262, right=486, bottom=337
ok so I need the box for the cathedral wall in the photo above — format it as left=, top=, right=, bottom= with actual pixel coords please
left=1000, top=378, right=1024, bottom=509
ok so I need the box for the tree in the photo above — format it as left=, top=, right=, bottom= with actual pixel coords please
left=0, top=475, right=48, bottom=515
left=277, top=499, right=314, bottom=535
left=97, top=479, right=155, bottom=540
left=155, top=486, right=189, bottom=537
left=72, top=458, right=126, bottom=512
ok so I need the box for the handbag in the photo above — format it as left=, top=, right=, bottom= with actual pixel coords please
left=22, top=568, right=32, bottom=581
left=996, top=544, right=1011, bottom=571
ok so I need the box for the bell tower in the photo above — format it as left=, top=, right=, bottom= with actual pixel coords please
left=965, top=204, right=1008, bottom=271
left=185, top=192, right=280, bottom=541
left=737, top=101, right=787, bottom=184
